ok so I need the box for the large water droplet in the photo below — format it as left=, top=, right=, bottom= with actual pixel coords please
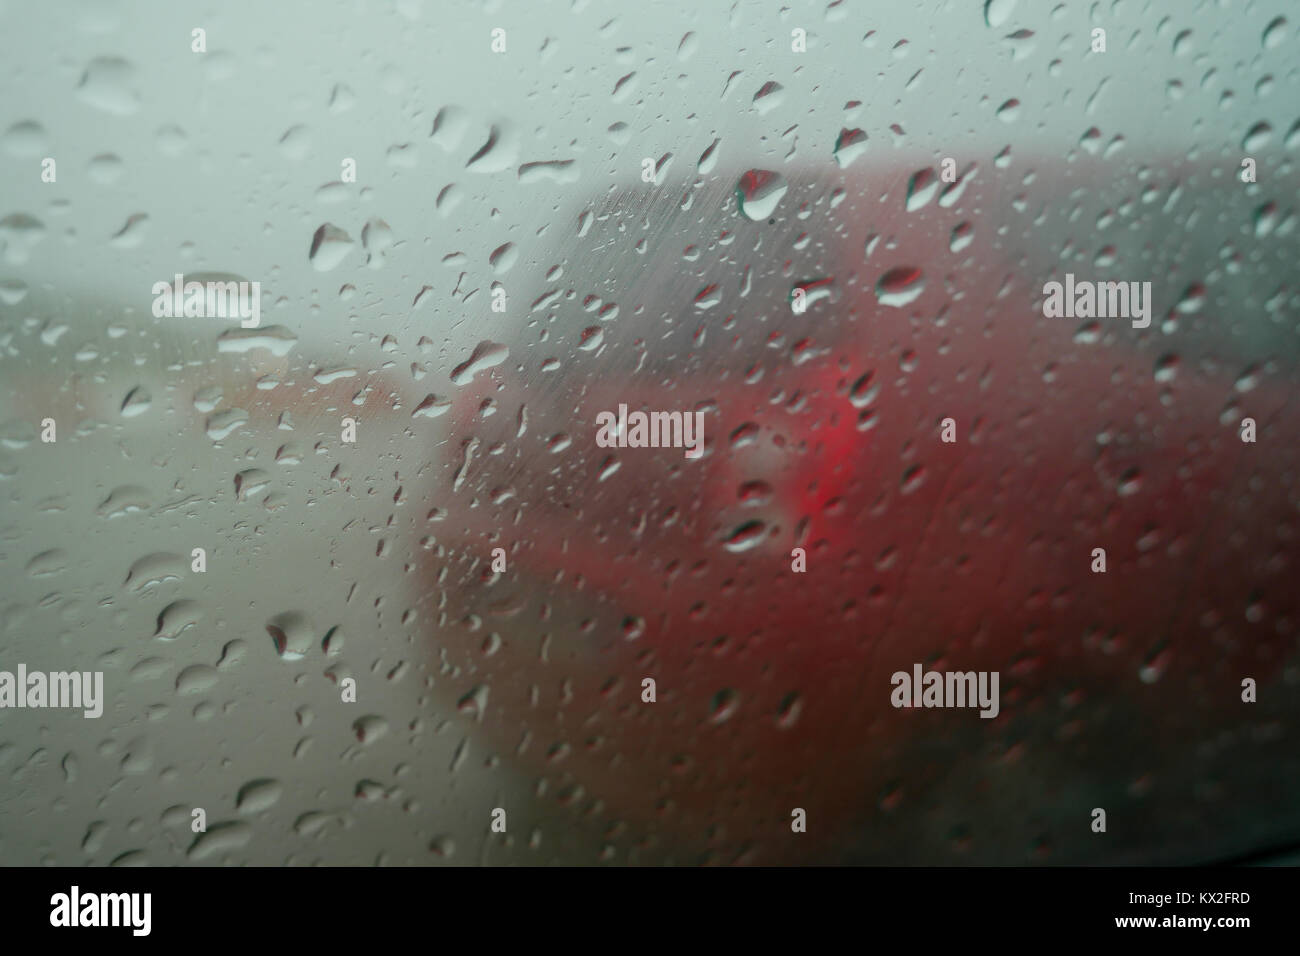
left=154, top=600, right=202, bottom=641
left=267, top=612, right=315, bottom=661
left=875, top=266, right=926, bottom=307
left=736, top=169, right=788, bottom=220
left=120, top=386, right=152, bottom=418
left=309, top=223, right=354, bottom=271
left=905, top=168, right=938, bottom=211
left=450, top=341, right=509, bottom=385
left=76, top=57, right=139, bottom=115
left=833, top=128, right=868, bottom=168
left=984, top=0, right=1018, bottom=28
left=236, top=779, right=283, bottom=814
left=724, top=520, right=767, bottom=553
left=124, top=552, right=185, bottom=591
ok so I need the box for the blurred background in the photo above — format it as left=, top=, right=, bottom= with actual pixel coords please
left=1, top=0, right=1298, bottom=865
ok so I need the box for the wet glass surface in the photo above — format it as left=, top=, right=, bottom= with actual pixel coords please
left=1, top=0, right=1298, bottom=865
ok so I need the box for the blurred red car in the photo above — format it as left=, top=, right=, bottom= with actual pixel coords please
left=214, top=151, right=1299, bottom=864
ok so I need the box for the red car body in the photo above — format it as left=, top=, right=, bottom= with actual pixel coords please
left=210, top=153, right=1299, bottom=864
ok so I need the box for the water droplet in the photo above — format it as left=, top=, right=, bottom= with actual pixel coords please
left=353, top=715, right=389, bottom=745
left=708, top=689, right=740, bottom=724
left=905, top=168, right=938, bottom=211
left=1243, top=121, right=1272, bottom=152
left=752, top=81, right=785, bottom=114
left=1175, top=283, right=1206, bottom=314
left=361, top=218, right=394, bottom=268
left=694, top=284, right=722, bottom=310
left=738, top=480, right=773, bottom=505
left=791, top=276, right=837, bottom=310
left=329, top=83, right=355, bottom=113
left=0, top=213, right=46, bottom=265
left=412, top=394, right=453, bottom=419
left=431, top=106, right=468, bottom=151
left=450, top=341, right=509, bottom=385
left=206, top=408, right=248, bottom=441
left=309, top=223, right=354, bottom=271
left=833, top=128, right=868, bottom=168
left=730, top=422, right=760, bottom=449
left=736, top=169, right=788, bottom=220
left=698, top=137, right=721, bottom=174
left=88, top=154, right=124, bottom=184
left=120, top=386, right=151, bottom=418
left=266, top=612, right=315, bottom=660
left=1, top=120, right=48, bottom=157
left=124, top=552, right=185, bottom=591
left=518, top=159, right=578, bottom=184
left=236, top=779, right=283, bottom=814
left=429, top=835, right=456, bottom=858
left=984, top=0, right=1018, bottom=28
left=0, top=279, right=28, bottom=304
left=950, top=221, right=974, bottom=252
left=1235, top=364, right=1262, bottom=393
left=1263, top=16, right=1288, bottom=49
left=155, top=600, right=202, bottom=640
left=175, top=664, right=218, bottom=696
left=776, top=692, right=803, bottom=729
left=849, top=370, right=879, bottom=409
left=1139, top=646, right=1171, bottom=684
left=724, top=520, right=767, bottom=553
left=26, top=549, right=67, bottom=577
left=76, top=57, right=139, bottom=115
left=217, top=326, right=297, bottom=357
left=97, top=485, right=149, bottom=517
left=313, top=367, right=357, bottom=385
left=466, top=124, right=519, bottom=173
left=489, top=242, right=517, bottom=274
left=900, top=464, right=926, bottom=495
left=278, top=125, right=312, bottom=161
left=875, top=266, right=926, bottom=307
left=188, top=822, right=252, bottom=861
